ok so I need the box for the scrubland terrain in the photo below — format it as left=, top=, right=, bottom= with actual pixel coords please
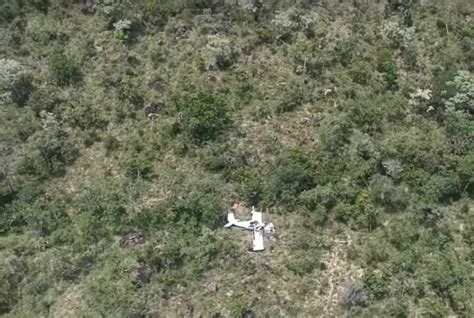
left=0, top=0, right=473, bottom=317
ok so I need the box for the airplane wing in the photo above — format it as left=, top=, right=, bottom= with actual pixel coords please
left=251, top=211, right=263, bottom=224
left=224, top=212, right=236, bottom=228
left=252, top=228, right=265, bottom=251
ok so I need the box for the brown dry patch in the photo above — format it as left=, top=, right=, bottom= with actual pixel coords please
left=49, top=285, right=83, bottom=318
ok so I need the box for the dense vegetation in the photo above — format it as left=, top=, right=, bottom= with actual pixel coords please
left=0, top=0, right=473, bottom=316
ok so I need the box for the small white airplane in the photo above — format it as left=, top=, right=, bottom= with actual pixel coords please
left=224, top=206, right=274, bottom=251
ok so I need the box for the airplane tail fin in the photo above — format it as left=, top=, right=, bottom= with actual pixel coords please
left=224, top=212, right=236, bottom=228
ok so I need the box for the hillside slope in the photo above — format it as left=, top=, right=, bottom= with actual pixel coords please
left=0, top=0, right=473, bottom=317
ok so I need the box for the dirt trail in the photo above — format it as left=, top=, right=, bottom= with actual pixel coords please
left=322, top=234, right=363, bottom=317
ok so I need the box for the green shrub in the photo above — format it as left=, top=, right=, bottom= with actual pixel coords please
left=286, top=250, right=318, bottom=275
left=28, top=86, right=62, bottom=115
left=48, top=53, right=81, bottom=86
left=124, top=152, right=154, bottom=179
left=350, top=61, right=373, bottom=85
left=0, top=1, right=22, bottom=24
left=173, top=89, right=231, bottom=143
left=299, top=185, right=337, bottom=210
left=21, top=198, right=68, bottom=236
left=232, top=71, right=255, bottom=106
left=254, top=26, right=276, bottom=45
left=385, top=299, right=409, bottom=318
left=363, top=270, right=389, bottom=300
left=170, top=190, right=224, bottom=229
left=333, top=39, right=355, bottom=67
left=117, top=76, right=145, bottom=109
left=80, top=250, right=145, bottom=317
left=31, top=0, right=49, bottom=13
left=369, top=175, right=407, bottom=212
left=75, top=183, right=129, bottom=232
left=318, top=113, right=352, bottom=152
left=307, top=205, right=328, bottom=226
left=424, top=174, right=462, bottom=203
left=381, top=127, right=449, bottom=174
left=444, top=70, right=474, bottom=113
left=17, top=114, right=78, bottom=179
left=386, top=22, right=415, bottom=48
left=205, top=35, right=236, bottom=70
left=457, top=153, right=474, bottom=195
left=376, top=45, right=399, bottom=91
left=445, top=110, right=473, bottom=154
left=422, top=252, right=470, bottom=308
left=431, top=67, right=458, bottom=109
left=229, top=297, right=251, bottom=318
left=231, top=167, right=263, bottom=206
left=36, top=120, right=77, bottom=168
left=0, top=59, right=34, bottom=106
left=264, top=149, right=316, bottom=205
left=275, top=80, right=306, bottom=114
left=0, top=254, right=26, bottom=314
left=103, top=135, right=121, bottom=155
left=422, top=297, right=449, bottom=317
left=113, top=19, right=132, bottom=44
left=333, top=203, right=354, bottom=223
left=384, top=217, right=419, bottom=251
left=356, top=190, right=378, bottom=232
left=98, top=0, right=131, bottom=20
left=347, top=93, right=406, bottom=134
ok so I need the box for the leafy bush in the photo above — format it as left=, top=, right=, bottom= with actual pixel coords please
left=381, top=127, right=449, bottom=174
left=229, top=297, right=251, bottom=318
left=362, top=270, right=389, bottom=300
left=369, top=175, right=407, bottom=212
left=75, top=182, right=129, bottom=232
left=333, top=203, right=354, bottom=223
left=232, top=71, right=255, bottom=106
left=350, top=61, right=374, bottom=85
left=173, top=89, right=231, bottom=143
left=286, top=250, right=318, bottom=275
left=457, top=153, right=474, bottom=194
left=264, top=149, right=316, bottom=205
left=318, top=113, right=352, bottom=152
left=275, top=80, right=306, bottom=114
left=124, top=152, right=154, bottom=179
left=355, top=190, right=378, bottom=232
left=170, top=190, right=224, bottom=229
left=0, top=59, right=34, bottom=106
left=0, top=254, right=26, bottom=314
left=113, top=19, right=132, bottom=44
left=48, top=53, right=81, bottom=86
left=444, top=70, right=474, bottom=113
left=347, top=93, right=406, bottom=134
left=231, top=167, right=263, bottom=206
left=299, top=185, right=336, bottom=210
left=17, top=113, right=78, bottom=179
left=205, top=35, right=236, bottom=70
left=376, top=45, right=399, bottom=91
left=27, top=86, right=62, bottom=115
left=21, top=197, right=69, bottom=236
left=98, top=0, right=131, bottom=20
left=385, top=21, right=415, bottom=48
